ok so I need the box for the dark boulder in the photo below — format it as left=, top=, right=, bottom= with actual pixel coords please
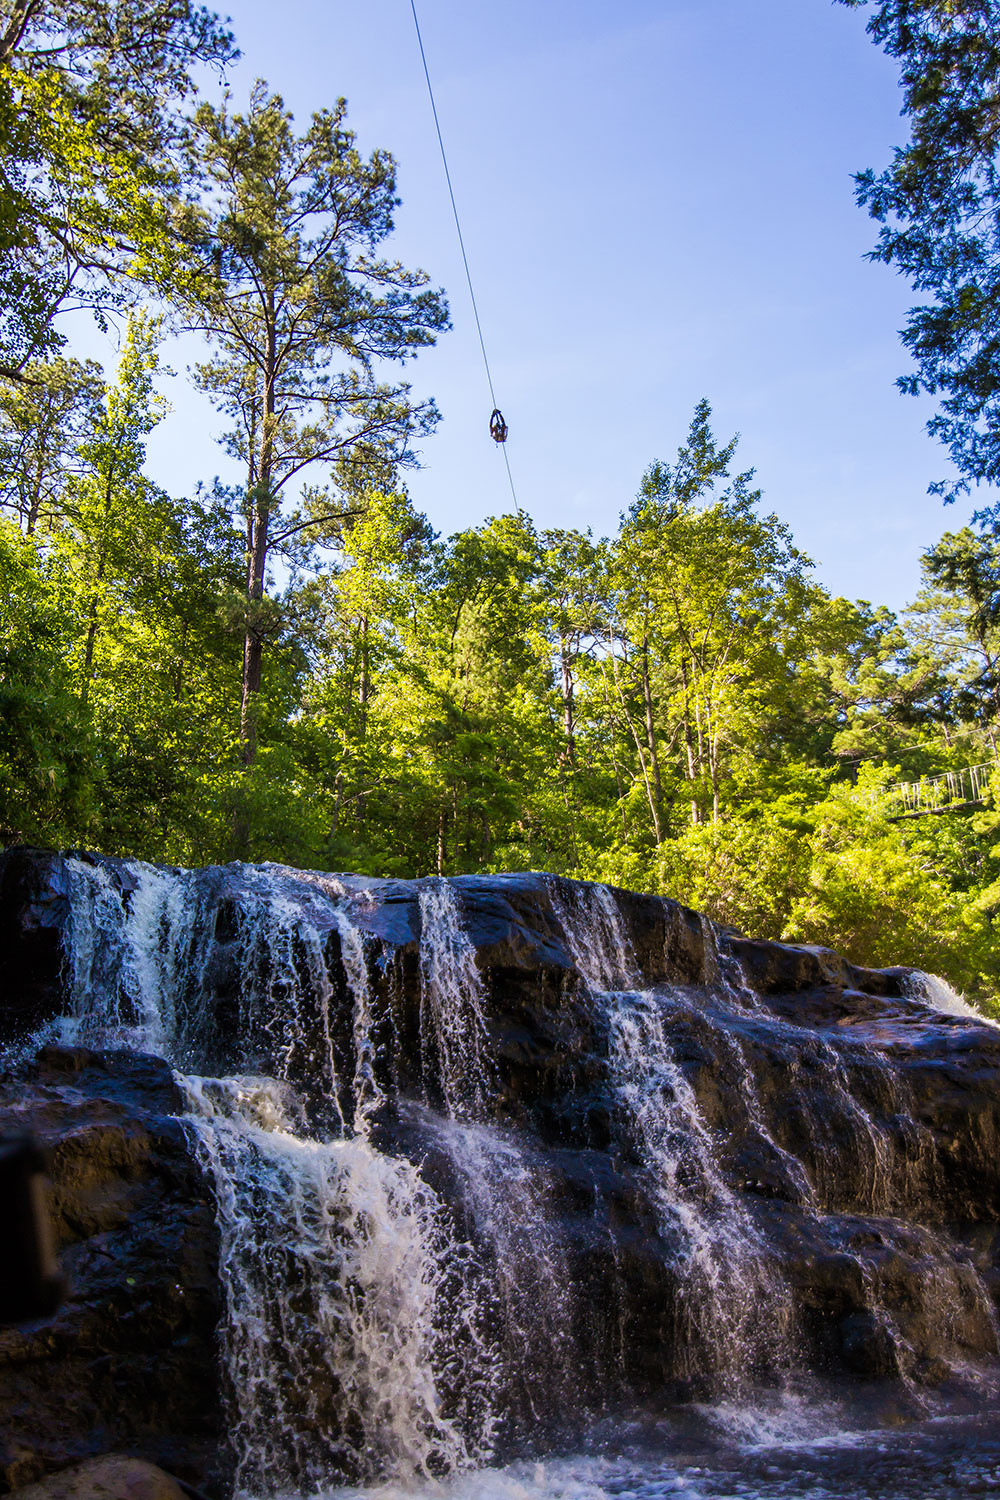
left=0, top=1047, right=223, bottom=1496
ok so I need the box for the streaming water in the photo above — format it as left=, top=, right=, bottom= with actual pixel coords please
left=548, top=876, right=998, bottom=1395
left=550, top=880, right=793, bottom=1386
left=181, top=1075, right=496, bottom=1495
left=905, top=970, right=1000, bottom=1029
left=604, top=989, right=791, bottom=1384
left=317, top=1409, right=1000, bottom=1500
left=62, top=856, right=199, bottom=1054
left=418, top=879, right=494, bottom=1119
left=413, top=1108, right=579, bottom=1425
left=549, top=880, right=638, bottom=992
left=56, top=859, right=503, bottom=1493
left=415, top=881, right=581, bottom=1426
left=33, top=857, right=1000, bottom=1500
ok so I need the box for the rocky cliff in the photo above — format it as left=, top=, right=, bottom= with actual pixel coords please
left=1, top=847, right=1000, bottom=1494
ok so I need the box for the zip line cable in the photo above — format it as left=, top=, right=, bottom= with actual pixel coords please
left=408, top=0, right=522, bottom=513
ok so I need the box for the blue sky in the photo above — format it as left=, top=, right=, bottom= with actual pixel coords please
left=79, top=0, right=977, bottom=611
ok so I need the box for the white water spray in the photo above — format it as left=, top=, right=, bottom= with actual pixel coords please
left=56, top=860, right=503, bottom=1493
left=182, top=1075, right=496, bottom=1495
left=906, top=971, right=1000, bottom=1029
left=418, top=880, right=493, bottom=1120
left=41, top=857, right=1000, bottom=1494
left=550, top=879, right=638, bottom=992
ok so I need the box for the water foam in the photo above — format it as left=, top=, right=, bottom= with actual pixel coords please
left=906, top=972, right=1000, bottom=1029
left=182, top=1075, right=496, bottom=1495
left=418, top=880, right=493, bottom=1119
left=56, top=859, right=503, bottom=1492
left=551, top=877, right=793, bottom=1386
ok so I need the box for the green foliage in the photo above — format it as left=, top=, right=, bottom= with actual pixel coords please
left=0, top=0, right=236, bottom=373
left=840, top=0, right=1000, bottom=505
left=0, top=517, right=95, bottom=841
left=4, top=6, right=1000, bottom=1015
left=6, top=363, right=1000, bottom=1009
left=0, top=354, right=102, bottom=533
left=168, top=81, right=449, bottom=769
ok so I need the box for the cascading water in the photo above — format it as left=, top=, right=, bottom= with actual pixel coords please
left=551, top=880, right=794, bottom=1387
left=61, top=856, right=200, bottom=1055
left=181, top=1076, right=494, bottom=1495
left=604, top=989, right=789, bottom=1382
left=16, top=853, right=1000, bottom=1500
left=412, top=1109, right=578, bottom=1423
left=905, top=969, right=1000, bottom=1029
left=418, top=880, right=494, bottom=1119
left=548, top=877, right=998, bottom=1395
left=52, top=860, right=505, bottom=1493
left=550, top=879, right=638, bottom=993
left=415, top=880, right=583, bottom=1428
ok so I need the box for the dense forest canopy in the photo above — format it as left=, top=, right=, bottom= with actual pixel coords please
left=6, top=0, right=1000, bottom=1006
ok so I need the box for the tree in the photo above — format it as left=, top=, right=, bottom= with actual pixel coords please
left=840, top=0, right=1000, bottom=506
left=173, top=83, right=449, bottom=773
left=0, top=0, right=236, bottom=374
left=52, top=312, right=175, bottom=707
left=0, top=515, right=95, bottom=842
left=605, top=403, right=812, bottom=836
left=0, top=356, right=102, bottom=533
left=294, top=489, right=436, bottom=864
left=906, top=525, right=1000, bottom=751
left=35, top=314, right=248, bottom=859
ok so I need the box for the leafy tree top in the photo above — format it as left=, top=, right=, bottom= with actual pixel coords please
left=840, top=0, right=1000, bottom=507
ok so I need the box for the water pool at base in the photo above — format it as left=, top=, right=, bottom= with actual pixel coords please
left=328, top=1405, right=1000, bottom=1500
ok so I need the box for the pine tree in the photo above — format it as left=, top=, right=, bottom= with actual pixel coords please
left=173, top=83, right=449, bottom=779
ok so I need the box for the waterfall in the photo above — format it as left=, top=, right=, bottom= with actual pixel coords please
left=551, top=879, right=793, bottom=1386
left=604, top=989, right=789, bottom=1382
left=905, top=970, right=1000, bottom=1029
left=56, top=859, right=503, bottom=1492
left=62, top=856, right=199, bottom=1055
left=181, top=1076, right=496, bottom=1495
left=412, top=1110, right=579, bottom=1421
left=415, top=880, right=582, bottom=1430
left=548, top=876, right=998, bottom=1393
left=30, top=854, right=1000, bottom=1498
left=418, top=880, right=494, bottom=1119
left=549, top=879, right=638, bottom=992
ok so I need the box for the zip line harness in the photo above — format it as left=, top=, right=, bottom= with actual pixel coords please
left=410, top=2, right=518, bottom=497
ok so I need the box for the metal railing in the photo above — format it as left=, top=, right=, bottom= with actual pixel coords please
left=883, top=761, right=994, bottom=817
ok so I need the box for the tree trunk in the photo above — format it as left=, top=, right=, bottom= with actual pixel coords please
left=680, top=656, right=700, bottom=826
left=173, top=621, right=189, bottom=704
left=358, top=615, right=370, bottom=742
left=560, top=636, right=576, bottom=765
left=641, top=639, right=663, bottom=841
left=80, top=599, right=100, bottom=710
left=25, top=455, right=44, bottom=535
left=240, top=344, right=274, bottom=768
left=452, top=782, right=460, bottom=867
left=79, top=525, right=111, bottom=710
left=710, top=730, right=720, bottom=822
left=609, top=642, right=661, bottom=845
left=598, top=660, right=629, bottom=840
left=436, top=804, right=447, bottom=876
left=329, top=771, right=344, bottom=840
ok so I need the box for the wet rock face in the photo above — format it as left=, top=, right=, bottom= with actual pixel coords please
left=8, top=1454, right=190, bottom=1500
left=0, top=1046, right=223, bottom=1496
left=0, top=849, right=75, bottom=1042
left=3, top=847, right=1000, bottom=1486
